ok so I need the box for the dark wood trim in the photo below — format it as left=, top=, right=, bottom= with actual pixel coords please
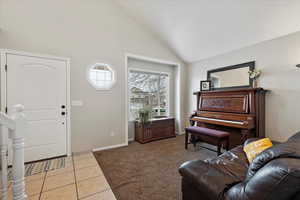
left=193, top=87, right=267, bottom=95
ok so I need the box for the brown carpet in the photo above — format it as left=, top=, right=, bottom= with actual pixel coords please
left=93, top=136, right=215, bottom=200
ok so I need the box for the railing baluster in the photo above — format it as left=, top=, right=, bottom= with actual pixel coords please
left=0, top=125, right=9, bottom=200
left=10, top=105, right=27, bottom=200
left=0, top=104, right=27, bottom=200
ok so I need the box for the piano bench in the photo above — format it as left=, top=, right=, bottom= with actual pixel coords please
left=185, top=126, right=230, bottom=155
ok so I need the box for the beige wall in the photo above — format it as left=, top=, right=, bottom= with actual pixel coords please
left=188, top=31, right=300, bottom=142
left=0, top=0, right=186, bottom=152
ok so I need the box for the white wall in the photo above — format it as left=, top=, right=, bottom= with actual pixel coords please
left=0, top=0, right=186, bottom=152
left=188, top=31, right=300, bottom=142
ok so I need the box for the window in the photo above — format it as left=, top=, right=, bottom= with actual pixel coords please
left=87, top=63, right=115, bottom=90
left=129, top=70, right=169, bottom=121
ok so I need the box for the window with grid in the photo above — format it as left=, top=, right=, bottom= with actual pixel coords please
left=88, top=64, right=115, bottom=90
left=129, top=70, right=169, bottom=121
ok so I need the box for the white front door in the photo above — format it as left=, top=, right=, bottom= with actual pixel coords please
left=6, top=53, right=68, bottom=162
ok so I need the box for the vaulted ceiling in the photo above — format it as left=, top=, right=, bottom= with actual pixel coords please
left=114, top=0, right=300, bottom=63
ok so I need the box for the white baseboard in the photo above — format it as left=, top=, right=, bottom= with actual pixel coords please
left=176, top=131, right=185, bottom=135
left=92, top=142, right=128, bottom=152
left=128, top=137, right=135, bottom=142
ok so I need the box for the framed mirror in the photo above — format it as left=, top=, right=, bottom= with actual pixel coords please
left=207, top=61, right=255, bottom=90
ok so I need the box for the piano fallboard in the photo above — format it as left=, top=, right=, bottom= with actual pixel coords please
left=200, top=94, right=249, bottom=113
left=196, top=111, right=255, bottom=127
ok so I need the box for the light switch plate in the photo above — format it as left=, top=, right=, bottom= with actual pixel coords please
left=71, top=100, right=83, bottom=106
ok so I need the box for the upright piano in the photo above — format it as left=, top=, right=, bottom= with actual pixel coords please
left=190, top=88, right=267, bottom=148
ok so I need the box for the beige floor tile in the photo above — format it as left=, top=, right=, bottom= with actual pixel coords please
left=7, top=188, right=39, bottom=200
left=77, top=176, right=110, bottom=199
left=75, top=165, right=103, bottom=181
left=81, top=189, right=116, bottom=200
left=65, top=156, right=73, bottom=163
left=26, top=178, right=44, bottom=196
left=28, top=194, right=40, bottom=200
left=73, top=152, right=94, bottom=161
left=7, top=187, right=13, bottom=199
left=26, top=172, right=46, bottom=182
left=46, top=164, right=74, bottom=177
left=66, top=159, right=74, bottom=167
left=43, top=171, right=75, bottom=192
left=0, top=180, right=11, bottom=189
left=74, top=158, right=98, bottom=170
left=40, top=184, right=77, bottom=200
left=46, top=156, right=73, bottom=177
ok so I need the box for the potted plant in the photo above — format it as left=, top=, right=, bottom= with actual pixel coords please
left=138, top=106, right=152, bottom=124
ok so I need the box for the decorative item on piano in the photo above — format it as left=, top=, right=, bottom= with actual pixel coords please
left=248, top=69, right=262, bottom=88
left=200, top=80, right=211, bottom=91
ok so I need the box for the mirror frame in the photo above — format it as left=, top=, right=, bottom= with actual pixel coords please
left=207, top=61, right=255, bottom=90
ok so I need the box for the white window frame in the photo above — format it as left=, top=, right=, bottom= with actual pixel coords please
left=87, top=63, right=116, bottom=91
left=128, top=68, right=170, bottom=121
left=125, top=53, right=182, bottom=147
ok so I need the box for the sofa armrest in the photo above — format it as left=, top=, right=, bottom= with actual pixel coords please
left=179, top=159, right=243, bottom=200
left=225, top=158, right=300, bottom=200
left=179, top=160, right=224, bottom=199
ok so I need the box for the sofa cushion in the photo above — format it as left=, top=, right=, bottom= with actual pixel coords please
left=243, top=138, right=273, bottom=162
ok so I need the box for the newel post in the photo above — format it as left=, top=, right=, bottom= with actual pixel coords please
left=0, top=125, right=9, bottom=200
left=10, top=104, right=27, bottom=200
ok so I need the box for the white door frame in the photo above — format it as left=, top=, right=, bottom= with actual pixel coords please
left=125, top=53, right=182, bottom=145
left=0, top=49, right=72, bottom=156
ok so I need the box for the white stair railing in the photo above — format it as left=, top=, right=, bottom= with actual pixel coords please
left=0, top=105, right=27, bottom=200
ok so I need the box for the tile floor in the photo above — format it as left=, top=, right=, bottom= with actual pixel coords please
left=7, top=152, right=116, bottom=200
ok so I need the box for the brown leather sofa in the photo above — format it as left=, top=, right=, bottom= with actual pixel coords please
left=179, top=132, right=300, bottom=200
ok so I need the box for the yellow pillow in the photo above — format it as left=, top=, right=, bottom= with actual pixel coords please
left=243, top=138, right=273, bottom=163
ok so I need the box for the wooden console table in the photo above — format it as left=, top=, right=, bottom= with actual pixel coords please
left=135, top=118, right=175, bottom=144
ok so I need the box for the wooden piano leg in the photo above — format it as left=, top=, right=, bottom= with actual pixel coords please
left=225, top=137, right=230, bottom=151
left=217, top=140, right=221, bottom=156
left=185, top=131, right=189, bottom=149
left=190, top=135, right=197, bottom=148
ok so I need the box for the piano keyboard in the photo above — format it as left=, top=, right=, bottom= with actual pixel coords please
left=192, top=116, right=244, bottom=125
